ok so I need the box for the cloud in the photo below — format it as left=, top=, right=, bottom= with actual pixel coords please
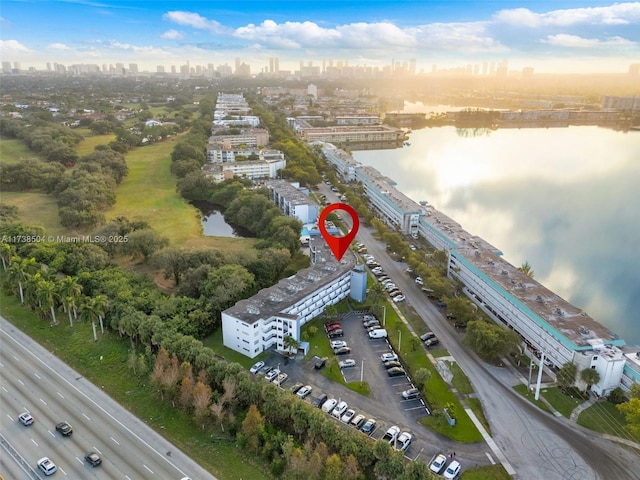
left=163, top=11, right=228, bottom=34
left=0, top=39, right=31, bottom=52
left=542, top=34, right=636, bottom=48
left=494, top=3, right=640, bottom=27
left=161, top=29, right=184, bottom=40
left=48, top=43, right=71, bottom=50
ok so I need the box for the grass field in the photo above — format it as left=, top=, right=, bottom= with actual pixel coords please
left=0, top=191, right=66, bottom=235
left=0, top=137, right=37, bottom=165
left=541, top=387, right=585, bottom=418
left=460, top=465, right=512, bottom=479
left=0, top=283, right=269, bottom=480
left=513, top=384, right=551, bottom=413
left=75, top=128, right=116, bottom=156
left=577, top=400, right=640, bottom=443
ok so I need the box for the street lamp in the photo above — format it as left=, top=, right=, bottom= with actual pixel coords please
left=382, top=306, right=386, bottom=327
left=398, top=329, right=402, bottom=351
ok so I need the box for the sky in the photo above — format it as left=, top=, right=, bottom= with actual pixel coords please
left=1, top=0, right=639, bottom=74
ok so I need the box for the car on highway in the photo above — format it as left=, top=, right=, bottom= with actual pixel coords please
left=420, top=331, right=436, bottom=342
left=380, top=352, right=398, bottom=362
left=443, top=460, right=461, bottom=479
left=249, top=360, right=265, bottom=373
left=382, top=425, right=400, bottom=443
left=402, top=387, right=421, bottom=400
left=321, top=398, right=338, bottom=413
left=18, top=412, right=34, bottom=426
left=312, top=393, right=328, bottom=408
left=339, top=359, right=357, bottom=369
left=393, top=295, right=406, bottom=303
left=296, top=385, right=313, bottom=399
left=395, top=432, right=412, bottom=451
left=37, top=457, right=57, bottom=476
left=383, top=360, right=403, bottom=370
left=85, top=451, right=102, bottom=467
left=332, top=401, right=348, bottom=418
left=361, top=418, right=377, bottom=435
left=265, top=369, right=280, bottom=381
left=429, top=454, right=448, bottom=474
left=334, top=346, right=351, bottom=355
left=330, top=340, right=348, bottom=349
left=387, top=367, right=406, bottom=377
left=341, top=408, right=356, bottom=423
left=55, top=421, right=73, bottom=436
left=351, top=413, right=366, bottom=429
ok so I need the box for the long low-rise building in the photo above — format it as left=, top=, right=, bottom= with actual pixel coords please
left=266, top=179, right=319, bottom=224
left=203, top=157, right=286, bottom=182
left=298, top=125, right=404, bottom=144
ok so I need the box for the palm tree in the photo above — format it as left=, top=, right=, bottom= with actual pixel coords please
left=7, top=256, right=38, bottom=304
left=58, top=276, right=82, bottom=327
left=580, top=368, right=601, bottom=394
left=283, top=334, right=301, bottom=356
left=0, top=243, right=14, bottom=271
left=36, top=279, right=59, bottom=325
left=518, top=261, right=535, bottom=278
left=80, top=295, right=108, bottom=341
left=93, top=295, right=108, bottom=334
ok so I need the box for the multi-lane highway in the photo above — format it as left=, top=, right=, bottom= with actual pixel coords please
left=0, top=316, right=217, bottom=480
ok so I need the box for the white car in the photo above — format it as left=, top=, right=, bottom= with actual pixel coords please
left=249, top=361, right=265, bottom=373
left=296, top=385, right=313, bottom=398
left=18, top=412, right=34, bottom=426
left=443, top=460, right=461, bottom=479
left=382, top=425, right=400, bottom=443
left=380, top=352, right=398, bottom=362
left=321, top=398, right=338, bottom=413
left=341, top=408, right=356, bottom=423
left=37, top=457, right=57, bottom=476
left=415, top=276, right=424, bottom=285
left=331, top=401, right=348, bottom=418
left=429, top=454, right=447, bottom=473
left=330, top=340, right=347, bottom=349
left=394, top=432, right=412, bottom=451
left=265, top=369, right=280, bottom=381
left=339, top=359, right=356, bottom=369
left=393, top=295, right=406, bottom=303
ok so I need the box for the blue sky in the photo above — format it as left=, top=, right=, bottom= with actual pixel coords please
left=1, top=1, right=639, bottom=73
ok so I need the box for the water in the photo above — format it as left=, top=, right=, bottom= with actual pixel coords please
left=191, top=201, right=241, bottom=238
left=353, top=124, right=640, bottom=345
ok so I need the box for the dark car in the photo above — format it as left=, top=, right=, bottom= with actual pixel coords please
left=55, top=421, right=73, bottom=436
left=289, top=382, right=304, bottom=394
left=420, top=331, right=436, bottom=342
left=454, top=321, right=467, bottom=329
left=314, top=356, right=328, bottom=369
left=312, top=393, right=328, bottom=408
left=85, top=452, right=102, bottom=467
left=387, top=367, right=406, bottom=377
left=383, top=360, right=403, bottom=370
left=334, top=346, right=351, bottom=355
left=436, top=300, right=447, bottom=308
left=425, top=337, right=440, bottom=348
left=327, top=329, right=344, bottom=338
left=361, top=418, right=377, bottom=435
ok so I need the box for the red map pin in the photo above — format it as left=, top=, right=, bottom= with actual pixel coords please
left=318, top=203, right=360, bottom=261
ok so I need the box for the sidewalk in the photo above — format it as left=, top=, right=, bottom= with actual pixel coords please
left=569, top=394, right=597, bottom=421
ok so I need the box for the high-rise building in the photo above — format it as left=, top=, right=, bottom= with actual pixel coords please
left=2, top=61, right=12, bottom=74
left=235, top=57, right=241, bottom=73
left=46, top=62, right=51, bottom=71
left=129, top=63, right=138, bottom=74
left=157, top=65, right=165, bottom=73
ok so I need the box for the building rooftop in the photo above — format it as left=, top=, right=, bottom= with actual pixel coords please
left=357, top=165, right=423, bottom=214
left=266, top=179, right=317, bottom=207
left=224, top=236, right=356, bottom=324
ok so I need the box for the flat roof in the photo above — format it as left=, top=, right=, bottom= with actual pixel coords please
left=357, top=165, right=423, bottom=214
left=266, top=179, right=318, bottom=207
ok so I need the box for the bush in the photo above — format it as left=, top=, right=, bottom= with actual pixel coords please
left=608, top=387, right=626, bottom=405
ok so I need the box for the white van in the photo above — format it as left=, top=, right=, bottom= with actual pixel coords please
left=368, top=328, right=388, bottom=339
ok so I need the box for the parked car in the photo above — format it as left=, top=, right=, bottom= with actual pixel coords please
left=325, top=323, right=342, bottom=332
left=377, top=276, right=390, bottom=282
left=265, top=369, right=280, bottom=381
left=339, top=359, right=357, bottom=369
left=327, top=329, right=344, bottom=338
left=312, top=393, right=328, bottom=408
left=341, top=408, right=356, bottom=423
left=369, top=329, right=388, bottom=339
left=37, top=457, right=57, bottom=476
left=321, top=398, right=338, bottom=413
left=272, top=372, right=288, bottom=386
left=362, top=314, right=376, bottom=321
left=249, top=361, right=265, bottom=373
left=387, top=367, right=406, bottom=377
left=85, top=451, right=102, bottom=467
left=393, top=295, right=406, bottom=303
left=289, top=382, right=304, bottom=394
left=380, top=352, right=398, bottom=362
left=443, top=460, right=461, bottom=479
left=56, top=421, right=73, bottom=436
left=331, top=401, right=348, bottom=418
left=420, top=331, right=436, bottom=342
left=381, top=279, right=394, bottom=286
left=402, top=387, right=421, bottom=400
left=383, top=360, right=403, bottom=370
left=382, top=425, right=400, bottom=443
left=351, top=414, right=366, bottom=429
left=454, top=321, right=467, bottom=329
left=415, top=276, right=424, bottom=285
left=334, top=346, right=351, bottom=355
left=296, top=385, right=313, bottom=399
left=429, top=454, right=448, bottom=474
left=258, top=364, right=272, bottom=374
left=314, top=357, right=328, bottom=369
left=361, top=418, right=377, bottom=435
left=395, top=432, right=412, bottom=451
left=330, top=340, right=347, bottom=349
left=425, top=337, right=440, bottom=348
left=437, top=300, right=448, bottom=308
left=363, top=319, right=380, bottom=328
left=18, top=412, right=34, bottom=426
left=388, top=289, right=403, bottom=297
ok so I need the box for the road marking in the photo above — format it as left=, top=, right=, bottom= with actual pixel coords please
left=48, top=430, right=55, bottom=437
left=486, top=452, right=495, bottom=464
left=18, top=379, right=24, bottom=386
left=94, top=447, right=102, bottom=454
left=1, top=386, right=7, bottom=393
left=125, top=476, right=132, bottom=480
left=34, top=372, right=41, bottom=379
left=391, top=382, right=408, bottom=386
left=6, top=414, right=12, bottom=421
left=143, top=465, right=154, bottom=474
left=111, top=436, right=120, bottom=445
left=59, top=467, right=67, bottom=476
left=12, top=355, right=19, bottom=361
left=57, top=391, right=64, bottom=398
left=31, top=438, right=38, bottom=446
left=83, top=413, right=91, bottom=421
left=0, top=362, right=4, bottom=367
left=404, top=406, right=427, bottom=411
left=75, top=456, right=83, bottom=465
left=39, top=398, right=47, bottom=405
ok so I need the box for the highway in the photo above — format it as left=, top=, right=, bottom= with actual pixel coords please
left=0, top=316, right=217, bottom=480
left=320, top=183, right=640, bottom=480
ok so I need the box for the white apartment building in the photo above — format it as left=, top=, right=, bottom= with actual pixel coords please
left=266, top=180, right=319, bottom=224
left=298, top=125, right=404, bottom=143
left=203, top=158, right=286, bottom=182
left=335, top=115, right=380, bottom=125
left=222, top=238, right=357, bottom=358
left=317, top=141, right=360, bottom=183
left=207, top=129, right=270, bottom=148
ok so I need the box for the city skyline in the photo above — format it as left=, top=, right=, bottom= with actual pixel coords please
left=1, top=1, right=639, bottom=74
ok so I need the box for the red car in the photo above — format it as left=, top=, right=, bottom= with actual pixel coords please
left=325, top=323, right=342, bottom=332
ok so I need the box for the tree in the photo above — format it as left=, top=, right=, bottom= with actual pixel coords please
left=617, top=385, right=640, bottom=436
left=413, top=368, right=431, bottom=389
left=122, top=229, right=169, bottom=262
left=241, top=404, right=265, bottom=454
left=57, top=276, right=82, bottom=327
left=462, top=320, right=521, bottom=360
left=556, top=362, right=578, bottom=390
left=518, top=261, right=535, bottom=278
left=283, top=334, right=300, bottom=356
left=323, top=454, right=344, bottom=480
left=192, top=381, right=212, bottom=422
left=0, top=242, right=14, bottom=271
left=580, top=368, right=601, bottom=393
left=36, top=279, right=58, bottom=324
left=7, top=256, right=38, bottom=304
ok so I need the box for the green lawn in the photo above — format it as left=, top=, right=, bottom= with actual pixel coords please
left=0, top=191, right=66, bottom=235
left=0, top=137, right=37, bottom=164
left=0, top=284, right=269, bottom=480
left=541, top=387, right=586, bottom=418
left=460, top=465, right=512, bottom=480
left=577, top=400, right=640, bottom=443
left=448, top=361, right=474, bottom=395
left=465, top=397, right=491, bottom=435
left=513, top=384, right=551, bottom=413
left=74, top=129, right=116, bottom=156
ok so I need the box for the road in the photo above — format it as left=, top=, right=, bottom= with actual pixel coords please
left=320, top=183, right=640, bottom=480
left=0, top=316, right=217, bottom=480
